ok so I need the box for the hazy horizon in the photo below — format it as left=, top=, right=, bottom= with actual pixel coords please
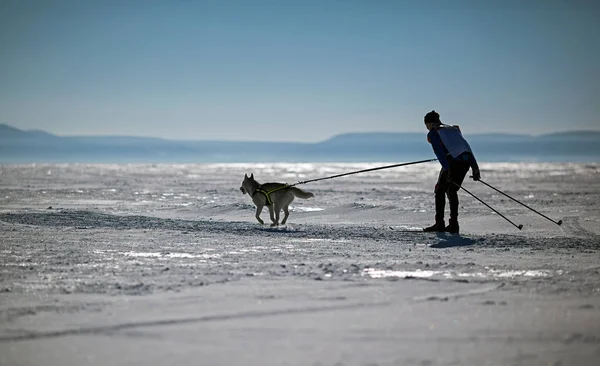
left=3, top=123, right=600, bottom=144
left=2, top=122, right=599, bottom=164
left=1, top=1, right=599, bottom=142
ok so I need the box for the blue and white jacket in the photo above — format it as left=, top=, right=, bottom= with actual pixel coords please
left=427, top=125, right=479, bottom=171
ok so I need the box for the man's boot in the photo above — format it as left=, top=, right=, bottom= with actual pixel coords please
left=424, top=220, right=445, bottom=232
left=445, top=219, right=459, bottom=234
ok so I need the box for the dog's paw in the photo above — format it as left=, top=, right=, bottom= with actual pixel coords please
left=270, top=222, right=279, bottom=227
left=257, top=219, right=264, bottom=225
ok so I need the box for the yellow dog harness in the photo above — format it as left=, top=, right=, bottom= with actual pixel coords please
left=253, top=185, right=289, bottom=206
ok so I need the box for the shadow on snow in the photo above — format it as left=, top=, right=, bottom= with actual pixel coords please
left=430, top=233, right=478, bottom=249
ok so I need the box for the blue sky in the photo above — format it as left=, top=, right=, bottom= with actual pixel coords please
left=1, top=0, right=598, bottom=142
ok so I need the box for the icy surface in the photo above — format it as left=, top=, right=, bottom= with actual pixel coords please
left=1, top=162, right=599, bottom=365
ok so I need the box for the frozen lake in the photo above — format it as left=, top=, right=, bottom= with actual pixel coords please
left=1, top=162, right=599, bottom=365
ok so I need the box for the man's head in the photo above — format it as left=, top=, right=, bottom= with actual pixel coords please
left=424, top=110, right=441, bottom=130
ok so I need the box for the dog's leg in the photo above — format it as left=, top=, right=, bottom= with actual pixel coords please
left=273, top=203, right=282, bottom=226
left=255, top=205, right=264, bottom=225
left=268, top=205, right=278, bottom=226
left=281, top=205, right=290, bottom=225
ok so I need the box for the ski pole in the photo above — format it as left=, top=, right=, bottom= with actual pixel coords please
left=474, top=178, right=563, bottom=226
left=291, top=158, right=438, bottom=186
left=453, top=182, right=523, bottom=230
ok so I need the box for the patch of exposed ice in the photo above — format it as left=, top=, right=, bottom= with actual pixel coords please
left=289, top=238, right=349, bottom=243
left=94, top=250, right=220, bottom=260
left=292, top=206, right=325, bottom=212
left=363, top=267, right=560, bottom=280
left=488, top=269, right=557, bottom=278
left=363, top=268, right=439, bottom=279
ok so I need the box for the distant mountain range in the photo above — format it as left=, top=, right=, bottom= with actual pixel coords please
left=1, top=124, right=599, bottom=163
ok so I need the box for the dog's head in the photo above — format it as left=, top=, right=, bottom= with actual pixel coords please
left=239, top=173, right=255, bottom=195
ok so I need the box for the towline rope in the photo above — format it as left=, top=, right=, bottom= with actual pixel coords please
left=289, top=158, right=438, bottom=187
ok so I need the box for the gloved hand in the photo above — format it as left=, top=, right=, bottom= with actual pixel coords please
left=471, top=167, right=481, bottom=181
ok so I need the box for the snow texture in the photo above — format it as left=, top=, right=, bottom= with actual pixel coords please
left=1, top=162, right=599, bottom=366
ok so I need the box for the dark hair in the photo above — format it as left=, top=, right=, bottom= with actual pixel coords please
left=424, top=110, right=441, bottom=124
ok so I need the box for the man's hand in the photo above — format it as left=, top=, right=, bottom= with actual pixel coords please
left=471, top=168, right=481, bottom=181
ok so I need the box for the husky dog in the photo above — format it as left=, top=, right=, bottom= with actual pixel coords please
left=240, top=173, right=314, bottom=226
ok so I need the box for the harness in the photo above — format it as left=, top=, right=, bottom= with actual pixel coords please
left=252, top=185, right=289, bottom=206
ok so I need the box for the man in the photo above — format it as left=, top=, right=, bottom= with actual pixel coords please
left=423, top=110, right=481, bottom=233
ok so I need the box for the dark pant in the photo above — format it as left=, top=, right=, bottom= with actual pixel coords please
left=434, top=158, right=471, bottom=224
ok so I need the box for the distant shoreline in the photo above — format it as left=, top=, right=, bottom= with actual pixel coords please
left=1, top=124, right=599, bottom=164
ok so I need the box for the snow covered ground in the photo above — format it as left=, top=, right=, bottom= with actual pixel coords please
left=1, top=162, right=599, bottom=365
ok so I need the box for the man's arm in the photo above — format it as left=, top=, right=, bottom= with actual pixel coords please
left=469, top=153, right=481, bottom=181
left=428, top=130, right=449, bottom=170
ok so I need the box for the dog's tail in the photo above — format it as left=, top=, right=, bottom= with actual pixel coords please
left=289, top=187, right=314, bottom=199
